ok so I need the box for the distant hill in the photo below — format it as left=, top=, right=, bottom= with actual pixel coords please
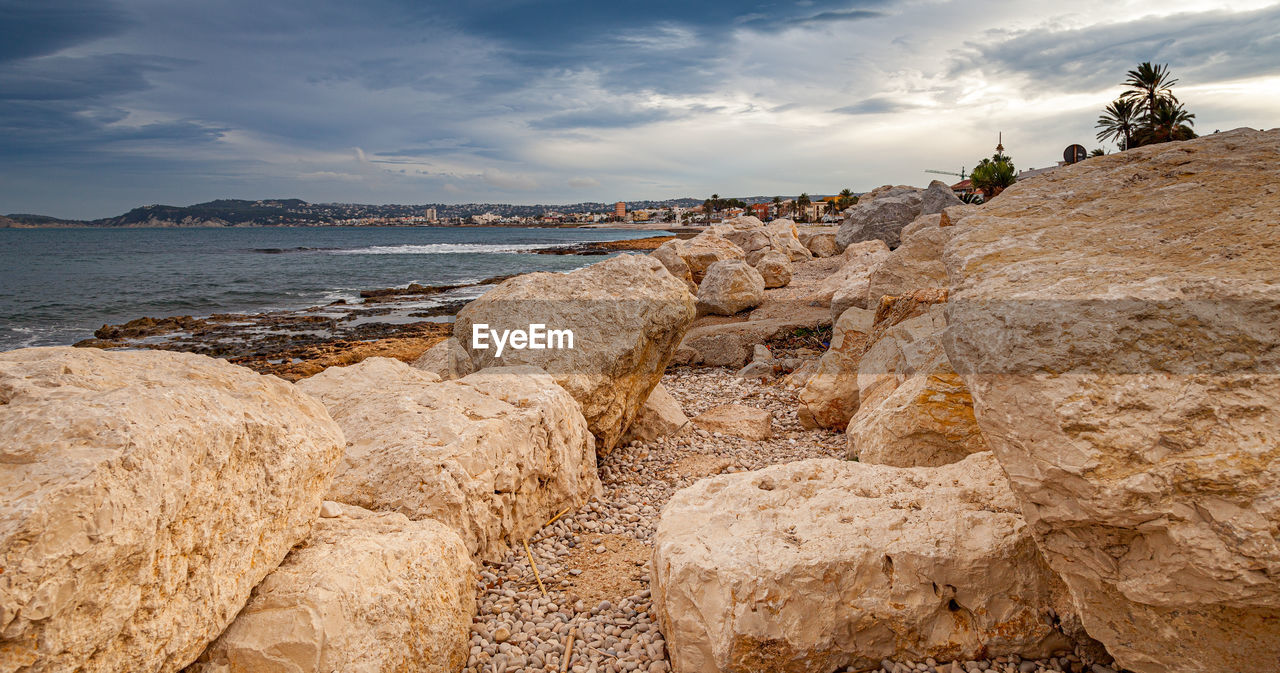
left=2, top=213, right=84, bottom=227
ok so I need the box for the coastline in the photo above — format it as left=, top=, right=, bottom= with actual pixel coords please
left=70, top=235, right=682, bottom=380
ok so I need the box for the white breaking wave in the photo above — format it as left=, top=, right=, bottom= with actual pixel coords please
left=330, top=243, right=556, bottom=255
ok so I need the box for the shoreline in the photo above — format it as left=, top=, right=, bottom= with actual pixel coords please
left=70, top=236, right=680, bottom=380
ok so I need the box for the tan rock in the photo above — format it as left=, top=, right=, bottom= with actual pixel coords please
left=0, top=347, right=344, bottom=673
left=796, top=307, right=875, bottom=429
left=190, top=503, right=473, bottom=673
left=620, top=383, right=689, bottom=444
left=697, top=259, right=765, bottom=316
left=454, top=254, right=695, bottom=451
left=938, top=203, right=979, bottom=227
left=864, top=223, right=952, bottom=312
left=673, top=305, right=830, bottom=367
left=943, top=128, right=1280, bottom=673
left=652, top=453, right=1076, bottom=673
left=899, top=212, right=942, bottom=242
left=809, top=240, right=892, bottom=312
left=764, top=220, right=813, bottom=261
left=753, top=249, right=792, bottom=288
left=297, top=358, right=599, bottom=560
left=677, top=234, right=747, bottom=283
left=846, top=309, right=989, bottom=467
left=651, top=241, right=698, bottom=293
left=410, top=337, right=472, bottom=380
left=798, top=230, right=840, bottom=257
left=690, top=404, right=773, bottom=440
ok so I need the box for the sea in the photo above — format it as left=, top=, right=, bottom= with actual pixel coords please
left=0, top=226, right=664, bottom=351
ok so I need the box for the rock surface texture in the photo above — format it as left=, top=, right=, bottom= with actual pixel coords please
left=297, top=358, right=599, bottom=561
left=754, top=249, right=793, bottom=289
left=454, top=254, right=696, bottom=451
left=190, top=503, right=474, bottom=673
left=944, top=128, right=1280, bottom=673
left=796, top=307, right=875, bottom=429
left=0, top=347, right=344, bottom=673
left=652, top=453, right=1075, bottom=673
left=690, top=404, right=773, bottom=441
left=697, top=260, right=766, bottom=316
left=920, top=179, right=963, bottom=215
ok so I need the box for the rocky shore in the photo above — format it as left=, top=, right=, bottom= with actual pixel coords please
left=3, top=128, right=1278, bottom=673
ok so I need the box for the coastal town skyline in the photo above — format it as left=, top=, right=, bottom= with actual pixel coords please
left=3, top=0, right=1279, bottom=219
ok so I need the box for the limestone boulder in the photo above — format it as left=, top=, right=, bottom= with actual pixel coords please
left=846, top=308, right=989, bottom=467
left=753, top=249, right=792, bottom=288
left=798, top=230, right=840, bottom=257
left=810, top=240, right=892, bottom=309
left=190, top=503, right=473, bottom=673
left=620, top=383, right=689, bottom=444
left=454, top=254, right=695, bottom=451
left=835, top=188, right=922, bottom=250
left=652, top=453, right=1077, bottom=673
left=297, top=358, right=599, bottom=561
left=411, top=337, right=472, bottom=380
left=944, top=127, right=1280, bottom=673
left=690, top=404, right=773, bottom=441
left=796, top=307, right=875, bottom=429
left=764, top=219, right=813, bottom=262
left=920, top=179, right=963, bottom=215
left=0, top=347, right=344, bottom=673
left=651, top=241, right=698, bottom=293
left=697, top=259, right=765, bottom=316
left=677, top=234, right=747, bottom=283
left=673, top=305, right=830, bottom=367
left=864, top=223, right=952, bottom=310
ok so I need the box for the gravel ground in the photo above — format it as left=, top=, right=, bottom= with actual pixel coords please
left=463, top=366, right=1112, bottom=673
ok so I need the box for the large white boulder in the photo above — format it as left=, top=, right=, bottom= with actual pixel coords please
left=697, top=259, right=765, bottom=316
left=454, top=254, right=696, bottom=451
left=0, top=347, right=344, bottom=673
left=190, top=503, right=474, bottom=673
left=764, top=220, right=814, bottom=262
left=944, top=128, right=1280, bottom=673
left=652, top=453, right=1076, bottom=673
left=297, top=358, right=599, bottom=561
left=651, top=240, right=699, bottom=293
left=674, top=234, right=747, bottom=283
left=673, top=305, right=831, bottom=367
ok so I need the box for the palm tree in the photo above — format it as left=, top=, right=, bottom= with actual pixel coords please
left=796, top=192, right=811, bottom=223
left=1121, top=62, right=1179, bottom=126
left=1095, top=98, right=1140, bottom=150
left=836, top=188, right=854, bottom=210
left=970, top=159, right=1016, bottom=199
left=1089, top=148, right=1106, bottom=157
left=1133, top=99, right=1197, bottom=145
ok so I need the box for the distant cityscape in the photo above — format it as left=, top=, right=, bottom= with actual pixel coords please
left=1, top=194, right=866, bottom=228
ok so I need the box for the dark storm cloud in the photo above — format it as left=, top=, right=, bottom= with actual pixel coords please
left=953, top=4, right=1280, bottom=92
left=0, top=0, right=132, bottom=63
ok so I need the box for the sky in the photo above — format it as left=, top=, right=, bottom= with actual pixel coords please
left=2, top=0, right=1278, bottom=219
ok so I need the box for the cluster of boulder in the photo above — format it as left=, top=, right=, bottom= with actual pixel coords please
left=0, top=254, right=698, bottom=672
left=2, top=128, right=1277, bottom=673
left=648, top=127, right=1280, bottom=673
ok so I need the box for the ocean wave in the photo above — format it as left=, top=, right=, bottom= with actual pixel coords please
left=248, top=246, right=343, bottom=254
left=330, top=243, right=556, bottom=255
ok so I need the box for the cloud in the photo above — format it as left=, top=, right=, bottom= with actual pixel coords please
left=529, top=104, right=682, bottom=131
left=831, top=96, right=919, bottom=115
left=0, top=0, right=131, bottom=63
left=952, top=4, right=1280, bottom=93
left=482, top=168, right=537, bottom=191
left=568, top=177, right=600, bottom=188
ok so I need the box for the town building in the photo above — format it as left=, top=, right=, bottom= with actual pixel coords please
left=615, top=202, right=626, bottom=218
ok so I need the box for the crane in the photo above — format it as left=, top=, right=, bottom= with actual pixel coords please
left=924, top=167, right=966, bottom=179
